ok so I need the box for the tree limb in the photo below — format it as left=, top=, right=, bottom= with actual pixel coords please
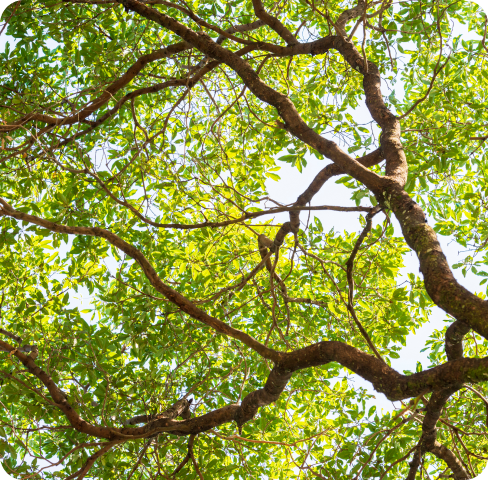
left=117, top=0, right=386, bottom=192
left=0, top=198, right=280, bottom=362
left=251, top=0, right=298, bottom=45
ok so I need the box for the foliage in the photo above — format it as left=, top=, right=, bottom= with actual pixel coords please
left=1, top=0, right=488, bottom=478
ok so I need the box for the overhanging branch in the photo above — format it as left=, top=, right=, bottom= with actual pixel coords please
left=0, top=198, right=280, bottom=362
left=117, top=0, right=386, bottom=193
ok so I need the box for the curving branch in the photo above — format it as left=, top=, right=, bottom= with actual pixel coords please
left=324, top=0, right=407, bottom=185
left=65, top=440, right=122, bottom=480
left=0, top=19, right=265, bottom=139
left=0, top=338, right=120, bottom=440
left=123, top=398, right=192, bottom=425
left=52, top=56, right=235, bottom=151
left=117, top=0, right=385, bottom=193
left=0, top=198, right=279, bottom=362
left=407, top=387, right=470, bottom=480
left=0, top=42, right=191, bottom=134
left=3, top=201, right=488, bottom=442
left=445, top=320, right=471, bottom=361
left=257, top=234, right=288, bottom=302
left=389, top=189, right=488, bottom=342
left=39, top=0, right=397, bottom=194
left=0, top=328, right=38, bottom=358
left=103, top=344, right=488, bottom=433
left=3, top=320, right=488, bottom=442
left=251, top=0, right=298, bottom=45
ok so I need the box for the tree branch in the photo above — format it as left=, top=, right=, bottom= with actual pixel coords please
left=3, top=327, right=488, bottom=441
left=289, top=147, right=384, bottom=232
left=0, top=328, right=38, bottom=358
left=418, top=388, right=470, bottom=480
left=123, top=398, right=192, bottom=425
left=65, top=440, right=122, bottom=480
left=119, top=343, right=488, bottom=436
left=251, top=0, right=298, bottom=45
left=0, top=42, right=191, bottom=134
left=171, top=434, right=195, bottom=475
left=445, top=320, right=471, bottom=361
left=0, top=198, right=280, bottom=362
left=345, top=207, right=384, bottom=361
left=388, top=188, right=488, bottom=342
left=117, top=0, right=386, bottom=192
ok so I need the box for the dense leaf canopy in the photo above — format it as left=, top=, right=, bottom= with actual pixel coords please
left=1, top=0, right=488, bottom=478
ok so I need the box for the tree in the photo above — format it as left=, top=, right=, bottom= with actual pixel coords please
left=1, top=0, right=488, bottom=477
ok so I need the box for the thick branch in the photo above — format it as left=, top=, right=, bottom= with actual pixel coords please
left=277, top=342, right=488, bottom=402
left=387, top=187, right=488, bottom=341
left=120, top=343, right=488, bottom=436
left=429, top=442, right=470, bottom=480
left=329, top=37, right=407, bottom=185
left=251, top=0, right=298, bottom=45
left=325, top=0, right=407, bottom=185
left=120, top=366, right=293, bottom=436
left=123, top=398, right=192, bottom=425
left=118, top=0, right=385, bottom=192
left=4, top=331, right=488, bottom=441
left=445, top=320, right=471, bottom=361
left=419, top=388, right=470, bottom=480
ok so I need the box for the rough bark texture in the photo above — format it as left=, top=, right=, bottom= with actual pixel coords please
left=387, top=187, right=488, bottom=341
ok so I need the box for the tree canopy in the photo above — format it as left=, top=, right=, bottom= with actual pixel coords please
left=1, top=0, right=488, bottom=478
